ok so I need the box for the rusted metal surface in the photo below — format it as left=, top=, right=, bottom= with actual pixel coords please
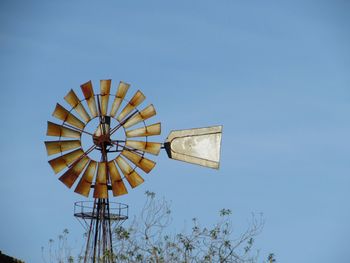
left=116, top=156, right=144, bottom=188
left=110, top=81, right=130, bottom=117
left=121, top=150, right=156, bottom=173
left=52, top=103, right=85, bottom=129
left=125, top=140, right=161, bottom=155
left=100, top=79, right=111, bottom=116
left=164, top=125, right=222, bottom=169
left=47, top=121, right=81, bottom=138
left=59, top=157, right=90, bottom=188
left=123, top=104, right=156, bottom=129
left=74, top=161, right=97, bottom=197
left=126, top=122, right=161, bottom=137
left=44, top=140, right=81, bottom=156
left=107, top=160, right=128, bottom=196
left=94, top=162, right=108, bottom=198
left=64, top=89, right=91, bottom=122
left=48, top=148, right=85, bottom=174
left=81, top=81, right=98, bottom=118
left=117, top=90, right=145, bottom=121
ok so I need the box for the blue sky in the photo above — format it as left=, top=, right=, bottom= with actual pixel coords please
left=0, top=0, right=349, bottom=262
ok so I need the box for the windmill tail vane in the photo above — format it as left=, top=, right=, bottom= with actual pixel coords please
left=164, top=125, right=223, bottom=169
left=44, top=79, right=223, bottom=263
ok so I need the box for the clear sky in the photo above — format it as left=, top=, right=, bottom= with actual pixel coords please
left=0, top=0, right=349, bottom=262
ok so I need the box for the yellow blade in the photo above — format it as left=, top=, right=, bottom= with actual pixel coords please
left=110, top=81, right=130, bottom=117
left=59, top=156, right=90, bottom=188
left=116, top=90, right=145, bottom=122
left=107, top=160, right=128, bottom=196
left=123, top=104, right=156, bottom=129
left=48, top=148, right=84, bottom=174
left=44, top=140, right=81, bottom=156
left=121, top=150, right=156, bottom=173
left=47, top=121, right=81, bottom=138
left=125, top=140, right=161, bottom=155
left=52, top=103, right=85, bottom=129
left=81, top=81, right=98, bottom=118
left=126, top=123, right=161, bottom=138
left=64, top=89, right=91, bottom=123
left=93, top=162, right=108, bottom=198
left=115, top=156, right=144, bottom=188
left=100, top=79, right=111, bottom=116
left=74, top=161, right=97, bottom=197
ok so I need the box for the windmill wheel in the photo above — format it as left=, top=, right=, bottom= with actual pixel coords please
left=45, top=80, right=161, bottom=198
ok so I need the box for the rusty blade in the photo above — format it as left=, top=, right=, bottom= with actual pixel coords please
left=125, top=140, right=161, bottom=155
left=121, top=150, right=156, bottom=173
left=93, top=162, right=108, bottom=198
left=115, top=156, right=144, bottom=188
left=126, top=123, right=161, bottom=138
left=44, top=140, right=81, bottom=156
left=81, top=81, right=98, bottom=118
left=48, top=148, right=84, bottom=174
left=123, top=104, right=156, bottom=129
left=52, top=103, right=85, bottom=129
left=64, top=89, right=91, bottom=123
left=110, top=81, right=130, bottom=117
left=47, top=121, right=81, bottom=138
left=117, top=90, right=145, bottom=122
left=59, top=156, right=89, bottom=188
left=74, top=161, right=97, bottom=197
left=107, top=160, right=128, bottom=196
left=100, top=79, right=111, bottom=116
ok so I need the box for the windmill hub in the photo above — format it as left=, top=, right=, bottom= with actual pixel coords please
left=92, top=133, right=112, bottom=148
left=92, top=116, right=113, bottom=149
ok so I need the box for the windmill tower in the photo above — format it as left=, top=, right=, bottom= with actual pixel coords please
left=45, top=79, right=222, bottom=262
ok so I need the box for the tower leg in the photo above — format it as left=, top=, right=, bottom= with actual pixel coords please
left=75, top=200, right=128, bottom=263
left=83, top=198, right=114, bottom=263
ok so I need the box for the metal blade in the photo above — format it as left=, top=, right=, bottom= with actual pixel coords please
left=47, top=121, right=81, bottom=138
left=74, top=161, right=97, bottom=197
left=107, top=160, right=128, bottom=196
left=110, top=81, right=130, bottom=117
left=44, top=140, right=81, bottom=156
left=116, top=90, right=145, bottom=122
left=121, top=150, right=156, bottom=173
left=164, top=125, right=223, bottom=169
left=59, top=156, right=89, bottom=188
left=64, top=89, right=91, bottom=123
left=123, top=104, right=156, bottom=129
left=115, top=156, right=144, bottom=188
left=100, top=79, right=111, bottom=116
left=52, top=103, right=85, bottom=129
left=48, top=148, right=85, bottom=174
left=93, top=162, right=108, bottom=198
left=81, top=81, right=98, bottom=118
left=125, top=140, right=161, bottom=155
left=126, top=123, right=161, bottom=138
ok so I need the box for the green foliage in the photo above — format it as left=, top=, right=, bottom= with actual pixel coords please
left=267, top=253, right=276, bottom=262
left=42, top=192, right=275, bottom=263
left=41, top=229, right=78, bottom=263
left=112, top=192, right=266, bottom=263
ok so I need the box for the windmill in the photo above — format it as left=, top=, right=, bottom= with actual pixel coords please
left=45, top=79, right=222, bottom=263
